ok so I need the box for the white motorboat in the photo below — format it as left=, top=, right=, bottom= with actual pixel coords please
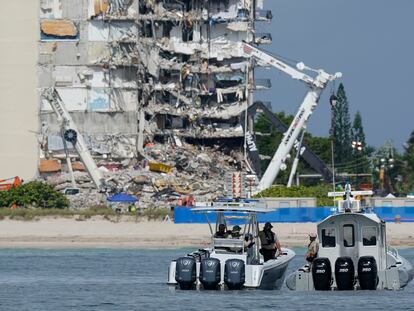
left=167, top=198, right=295, bottom=290
left=286, top=184, right=414, bottom=291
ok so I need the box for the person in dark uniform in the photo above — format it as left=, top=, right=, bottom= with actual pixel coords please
left=230, top=225, right=242, bottom=238
left=259, top=222, right=282, bottom=262
left=214, top=223, right=229, bottom=238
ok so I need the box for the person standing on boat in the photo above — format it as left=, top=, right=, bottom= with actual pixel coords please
left=214, top=223, right=229, bottom=238
left=259, top=222, right=282, bottom=262
left=305, top=233, right=319, bottom=263
left=230, top=225, right=242, bottom=238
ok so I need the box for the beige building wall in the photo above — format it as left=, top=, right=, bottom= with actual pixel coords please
left=0, top=2, right=38, bottom=180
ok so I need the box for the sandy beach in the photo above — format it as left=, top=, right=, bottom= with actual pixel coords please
left=0, top=217, right=412, bottom=248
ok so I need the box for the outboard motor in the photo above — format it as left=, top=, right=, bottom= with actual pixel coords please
left=175, top=257, right=196, bottom=290
left=200, top=258, right=221, bottom=290
left=311, top=257, right=332, bottom=290
left=224, top=259, right=245, bottom=290
left=335, top=257, right=355, bottom=290
left=358, top=256, right=378, bottom=290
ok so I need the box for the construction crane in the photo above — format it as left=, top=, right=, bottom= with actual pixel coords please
left=240, top=101, right=333, bottom=182
left=0, top=176, right=22, bottom=191
left=241, top=42, right=342, bottom=192
left=42, top=88, right=107, bottom=192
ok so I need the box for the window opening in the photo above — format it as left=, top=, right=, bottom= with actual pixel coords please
left=362, top=226, right=377, bottom=246
left=343, top=224, right=355, bottom=247
left=321, top=228, right=336, bottom=248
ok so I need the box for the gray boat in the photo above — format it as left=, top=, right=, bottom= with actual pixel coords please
left=167, top=199, right=295, bottom=290
left=286, top=184, right=414, bottom=291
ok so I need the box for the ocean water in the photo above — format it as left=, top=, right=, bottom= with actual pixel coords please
left=0, top=248, right=413, bottom=311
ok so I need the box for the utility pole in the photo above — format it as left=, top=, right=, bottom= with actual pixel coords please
left=330, top=94, right=338, bottom=192
left=352, top=140, right=363, bottom=188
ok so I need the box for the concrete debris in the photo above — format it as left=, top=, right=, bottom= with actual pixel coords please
left=149, top=161, right=174, bottom=173
left=40, top=141, right=247, bottom=209
left=38, top=0, right=272, bottom=209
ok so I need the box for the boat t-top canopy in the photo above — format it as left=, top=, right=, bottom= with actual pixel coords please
left=191, top=198, right=275, bottom=214
left=191, top=206, right=275, bottom=213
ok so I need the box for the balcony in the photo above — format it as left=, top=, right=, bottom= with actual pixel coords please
left=255, top=10, right=273, bottom=21
left=254, top=79, right=271, bottom=90
left=254, top=33, right=272, bottom=45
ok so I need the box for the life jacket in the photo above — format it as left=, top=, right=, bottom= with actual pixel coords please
left=307, top=241, right=318, bottom=259
left=261, top=229, right=275, bottom=245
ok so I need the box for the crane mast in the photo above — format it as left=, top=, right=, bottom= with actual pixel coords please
left=42, top=88, right=105, bottom=191
left=241, top=42, right=342, bottom=192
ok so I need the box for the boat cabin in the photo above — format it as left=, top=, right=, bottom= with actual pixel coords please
left=287, top=185, right=413, bottom=291
left=318, top=212, right=387, bottom=273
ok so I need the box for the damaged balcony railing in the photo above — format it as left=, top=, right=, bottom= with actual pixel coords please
left=254, top=33, right=272, bottom=45
left=254, top=79, right=272, bottom=90
left=162, top=1, right=185, bottom=11
left=253, top=101, right=272, bottom=113
left=255, top=10, right=273, bottom=21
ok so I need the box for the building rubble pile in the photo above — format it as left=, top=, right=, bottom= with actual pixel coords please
left=45, top=141, right=245, bottom=209
left=37, top=0, right=272, bottom=209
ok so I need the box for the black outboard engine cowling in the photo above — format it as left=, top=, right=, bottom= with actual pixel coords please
left=358, top=256, right=378, bottom=290
left=200, top=258, right=221, bottom=290
left=335, top=257, right=355, bottom=290
left=224, top=259, right=245, bottom=290
left=311, top=257, right=332, bottom=290
left=175, top=257, right=196, bottom=290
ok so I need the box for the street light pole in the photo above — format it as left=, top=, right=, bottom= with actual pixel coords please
left=352, top=140, right=363, bottom=188
left=330, top=94, right=337, bottom=192
left=379, top=157, right=394, bottom=193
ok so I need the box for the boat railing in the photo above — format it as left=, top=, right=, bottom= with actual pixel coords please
left=387, top=245, right=399, bottom=258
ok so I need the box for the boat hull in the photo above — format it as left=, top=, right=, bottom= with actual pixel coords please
left=168, top=248, right=295, bottom=290
left=286, top=251, right=413, bottom=291
left=398, top=256, right=414, bottom=288
left=258, top=259, right=291, bottom=290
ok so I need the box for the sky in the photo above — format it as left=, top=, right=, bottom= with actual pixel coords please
left=255, top=0, right=414, bottom=151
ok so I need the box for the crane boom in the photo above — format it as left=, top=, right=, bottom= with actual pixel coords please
left=42, top=88, right=105, bottom=191
left=242, top=42, right=314, bottom=86
left=241, top=42, right=342, bottom=192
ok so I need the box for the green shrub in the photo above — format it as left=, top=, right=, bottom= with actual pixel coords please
left=0, top=208, right=73, bottom=220
left=81, top=205, right=117, bottom=218
left=254, top=184, right=334, bottom=206
left=0, top=181, right=69, bottom=209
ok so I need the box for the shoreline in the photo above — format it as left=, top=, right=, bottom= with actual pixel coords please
left=0, top=217, right=412, bottom=249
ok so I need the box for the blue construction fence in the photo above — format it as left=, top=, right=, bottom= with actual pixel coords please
left=173, top=206, right=414, bottom=224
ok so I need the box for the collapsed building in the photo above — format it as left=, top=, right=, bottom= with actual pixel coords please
left=37, top=0, right=276, bottom=208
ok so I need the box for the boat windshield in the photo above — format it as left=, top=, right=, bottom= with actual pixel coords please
left=210, top=212, right=258, bottom=259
